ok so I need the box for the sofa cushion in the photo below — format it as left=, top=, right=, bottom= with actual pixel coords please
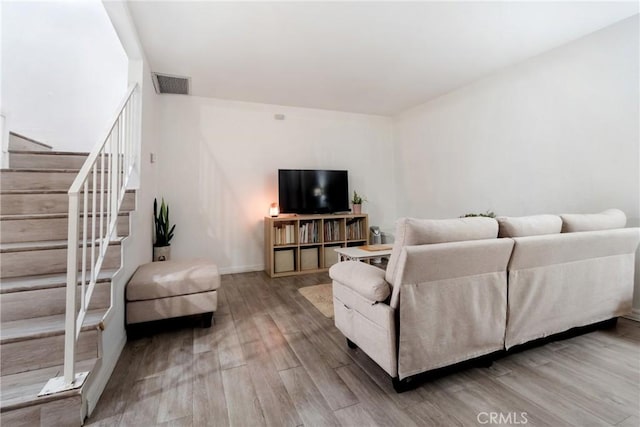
left=561, top=209, right=626, bottom=233
left=329, top=261, right=390, bottom=302
left=127, top=259, right=220, bottom=301
left=385, top=217, right=498, bottom=285
left=497, top=215, right=562, bottom=237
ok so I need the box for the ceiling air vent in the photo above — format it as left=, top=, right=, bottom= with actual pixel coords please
left=151, top=72, right=190, bottom=95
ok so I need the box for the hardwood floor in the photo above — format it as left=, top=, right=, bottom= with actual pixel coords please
left=86, top=271, right=640, bottom=426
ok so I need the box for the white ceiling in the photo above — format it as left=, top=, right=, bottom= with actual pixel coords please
left=127, top=1, right=638, bottom=116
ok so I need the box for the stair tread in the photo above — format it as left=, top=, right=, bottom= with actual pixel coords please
left=0, top=190, right=72, bottom=195
left=0, top=212, right=129, bottom=220
left=9, top=150, right=89, bottom=156
left=0, top=270, right=117, bottom=294
left=0, top=358, right=96, bottom=411
left=0, top=189, right=135, bottom=195
left=0, top=237, right=124, bottom=253
left=1, top=168, right=81, bottom=173
left=0, top=309, right=106, bottom=344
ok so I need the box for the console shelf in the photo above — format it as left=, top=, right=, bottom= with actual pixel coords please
left=264, top=214, right=369, bottom=277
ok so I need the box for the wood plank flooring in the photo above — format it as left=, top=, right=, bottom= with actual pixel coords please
left=86, top=271, right=640, bottom=426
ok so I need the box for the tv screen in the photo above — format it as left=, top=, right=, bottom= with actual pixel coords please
left=278, top=169, right=349, bottom=214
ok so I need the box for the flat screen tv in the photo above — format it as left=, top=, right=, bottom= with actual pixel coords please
left=278, top=169, right=349, bottom=214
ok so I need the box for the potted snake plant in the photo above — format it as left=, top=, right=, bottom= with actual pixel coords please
left=153, top=198, right=175, bottom=261
left=351, top=191, right=367, bottom=214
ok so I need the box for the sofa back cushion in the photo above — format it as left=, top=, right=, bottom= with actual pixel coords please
left=505, top=227, right=640, bottom=348
left=561, top=209, right=626, bottom=233
left=385, top=217, right=498, bottom=285
left=497, top=214, right=562, bottom=238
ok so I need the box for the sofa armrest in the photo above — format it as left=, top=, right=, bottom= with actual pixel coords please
left=329, top=261, right=390, bottom=302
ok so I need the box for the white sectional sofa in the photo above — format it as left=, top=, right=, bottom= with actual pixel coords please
left=502, top=209, right=637, bottom=348
left=329, top=209, right=640, bottom=392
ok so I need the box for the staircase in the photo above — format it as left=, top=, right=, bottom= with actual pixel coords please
left=0, top=135, right=135, bottom=425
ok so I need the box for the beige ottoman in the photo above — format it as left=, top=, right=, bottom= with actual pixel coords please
left=126, top=259, right=220, bottom=328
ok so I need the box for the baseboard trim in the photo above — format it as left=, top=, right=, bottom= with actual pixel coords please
left=218, top=264, right=264, bottom=275
left=623, top=308, right=640, bottom=322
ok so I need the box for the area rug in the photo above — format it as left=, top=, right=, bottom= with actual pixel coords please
left=299, top=283, right=334, bottom=318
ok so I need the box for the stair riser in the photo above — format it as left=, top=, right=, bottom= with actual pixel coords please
left=0, top=192, right=136, bottom=215
left=1, top=171, right=97, bottom=191
left=0, top=215, right=129, bottom=244
left=1, top=283, right=110, bottom=322
left=0, top=330, right=97, bottom=376
left=0, top=395, right=82, bottom=427
left=9, top=153, right=88, bottom=170
left=0, top=245, right=121, bottom=279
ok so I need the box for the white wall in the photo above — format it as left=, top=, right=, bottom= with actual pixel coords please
left=393, top=16, right=640, bottom=310
left=0, top=114, right=6, bottom=168
left=0, top=1, right=6, bottom=168
left=156, top=96, right=395, bottom=273
left=1, top=0, right=127, bottom=152
left=394, top=16, right=638, bottom=219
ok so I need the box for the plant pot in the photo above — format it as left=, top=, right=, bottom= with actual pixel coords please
left=153, top=245, right=171, bottom=262
left=352, top=204, right=362, bottom=214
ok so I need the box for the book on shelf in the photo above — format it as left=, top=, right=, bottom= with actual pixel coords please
left=323, top=219, right=341, bottom=242
left=346, top=218, right=364, bottom=240
left=299, top=221, right=319, bottom=244
left=274, top=223, right=296, bottom=245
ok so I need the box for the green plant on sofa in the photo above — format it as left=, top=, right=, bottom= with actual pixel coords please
left=461, top=210, right=496, bottom=218
left=154, top=198, right=175, bottom=247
